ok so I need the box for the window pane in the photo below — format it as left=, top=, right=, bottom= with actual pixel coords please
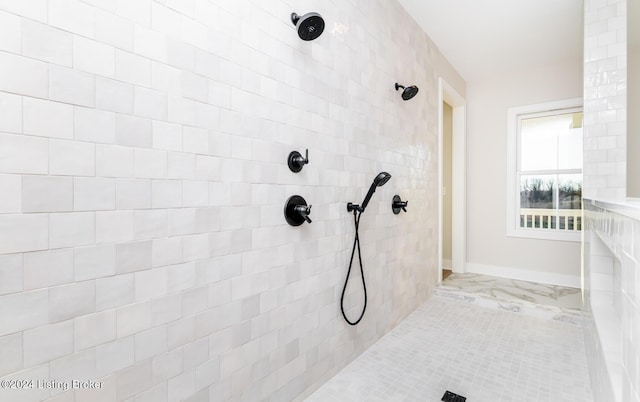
left=521, top=116, right=558, bottom=171
left=520, top=112, right=582, bottom=172
left=558, top=174, right=582, bottom=210
left=518, top=174, right=582, bottom=231
left=519, top=175, right=555, bottom=229
left=558, top=112, right=583, bottom=170
left=520, top=175, right=555, bottom=209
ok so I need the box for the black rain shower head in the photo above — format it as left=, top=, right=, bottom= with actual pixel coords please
left=395, top=83, right=419, bottom=101
left=291, top=12, right=325, bottom=41
left=360, top=172, right=392, bottom=212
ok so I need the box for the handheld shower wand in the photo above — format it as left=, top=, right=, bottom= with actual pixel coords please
left=342, top=172, right=391, bottom=325
left=347, top=172, right=392, bottom=213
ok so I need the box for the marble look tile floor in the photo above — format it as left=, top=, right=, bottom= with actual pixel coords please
left=306, top=296, right=592, bottom=402
left=435, top=273, right=582, bottom=324
left=440, top=273, right=582, bottom=309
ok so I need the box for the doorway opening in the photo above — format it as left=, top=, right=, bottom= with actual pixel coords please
left=442, top=100, right=453, bottom=280
left=438, top=78, right=466, bottom=284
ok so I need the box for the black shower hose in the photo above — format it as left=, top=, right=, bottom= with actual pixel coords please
left=340, top=209, right=367, bottom=325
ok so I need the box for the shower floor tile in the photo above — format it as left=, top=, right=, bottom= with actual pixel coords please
left=305, top=296, right=592, bottom=402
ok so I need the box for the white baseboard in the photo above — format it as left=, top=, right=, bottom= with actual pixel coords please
left=464, top=262, right=581, bottom=288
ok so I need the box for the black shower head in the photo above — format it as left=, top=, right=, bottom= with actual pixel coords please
left=291, top=12, right=325, bottom=41
left=361, top=172, right=392, bottom=211
left=373, top=172, right=392, bottom=187
left=395, top=83, right=419, bottom=101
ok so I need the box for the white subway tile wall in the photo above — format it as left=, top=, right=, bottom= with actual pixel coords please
left=584, top=202, right=640, bottom=402
left=0, top=1, right=458, bottom=401
left=583, top=0, right=635, bottom=398
left=583, top=0, right=628, bottom=200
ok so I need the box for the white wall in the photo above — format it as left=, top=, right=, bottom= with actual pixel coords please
left=466, top=58, right=583, bottom=286
left=0, top=0, right=463, bottom=401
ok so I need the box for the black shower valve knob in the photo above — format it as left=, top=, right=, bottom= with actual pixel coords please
left=284, top=195, right=312, bottom=226
left=294, top=149, right=309, bottom=166
left=287, top=149, right=309, bottom=172
left=392, top=195, right=408, bottom=214
left=294, top=204, right=312, bottom=223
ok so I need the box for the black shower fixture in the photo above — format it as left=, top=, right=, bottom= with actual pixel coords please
left=342, top=172, right=392, bottom=326
left=284, top=195, right=312, bottom=226
left=291, top=12, right=325, bottom=41
left=395, top=83, right=419, bottom=101
left=392, top=195, right=408, bottom=214
left=287, top=149, right=309, bottom=173
left=347, top=172, right=392, bottom=213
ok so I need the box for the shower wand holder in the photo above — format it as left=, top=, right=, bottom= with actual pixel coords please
left=392, top=195, right=408, bottom=214
left=287, top=149, right=309, bottom=172
left=346, top=203, right=363, bottom=213
left=284, top=195, right=312, bottom=226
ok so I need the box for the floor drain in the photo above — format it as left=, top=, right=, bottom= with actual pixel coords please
left=441, top=390, right=467, bottom=402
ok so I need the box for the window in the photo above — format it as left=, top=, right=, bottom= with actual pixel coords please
left=506, top=98, right=583, bottom=242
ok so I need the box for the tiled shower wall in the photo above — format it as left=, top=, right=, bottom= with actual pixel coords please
left=583, top=0, right=627, bottom=200
left=583, top=201, right=640, bottom=402
left=583, top=0, right=636, bottom=400
left=0, top=0, right=463, bottom=401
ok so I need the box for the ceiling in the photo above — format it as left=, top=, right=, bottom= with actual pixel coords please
left=397, top=0, right=584, bottom=83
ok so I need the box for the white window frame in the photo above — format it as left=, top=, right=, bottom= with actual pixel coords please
left=506, top=98, right=583, bottom=242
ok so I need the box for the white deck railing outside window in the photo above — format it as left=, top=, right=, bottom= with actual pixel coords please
left=519, top=208, right=582, bottom=231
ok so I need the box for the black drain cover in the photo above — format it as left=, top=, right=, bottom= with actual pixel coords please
left=441, top=390, right=466, bottom=402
